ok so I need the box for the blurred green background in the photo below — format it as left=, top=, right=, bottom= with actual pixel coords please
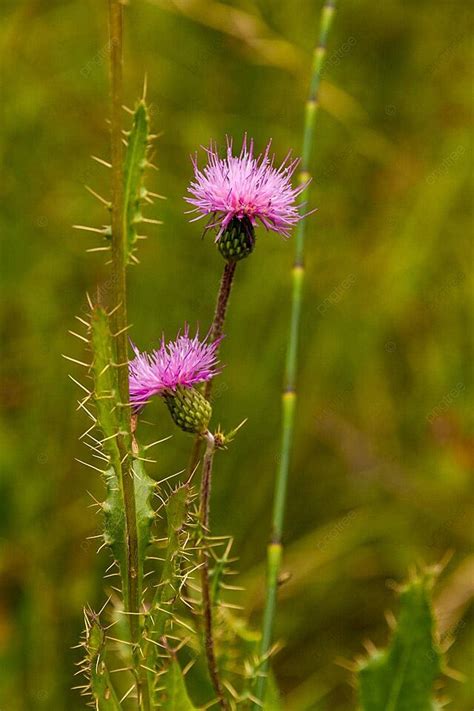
left=1, top=0, right=473, bottom=709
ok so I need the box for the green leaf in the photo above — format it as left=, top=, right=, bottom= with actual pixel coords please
left=90, top=305, right=122, bottom=457
left=89, top=304, right=133, bottom=472
left=358, top=574, right=443, bottom=711
left=123, top=100, right=150, bottom=263
left=133, top=458, right=157, bottom=566
left=83, top=610, right=122, bottom=711
left=263, top=673, right=282, bottom=711
left=161, top=658, right=198, bottom=711
left=150, top=483, right=190, bottom=634
left=103, top=459, right=155, bottom=608
left=220, top=612, right=282, bottom=709
left=142, top=483, right=192, bottom=696
left=84, top=99, right=157, bottom=262
left=90, top=305, right=155, bottom=608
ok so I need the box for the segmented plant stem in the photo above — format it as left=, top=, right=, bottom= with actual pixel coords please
left=199, top=433, right=229, bottom=710
left=255, top=1, right=337, bottom=705
left=108, top=2, right=146, bottom=705
left=188, top=260, right=237, bottom=473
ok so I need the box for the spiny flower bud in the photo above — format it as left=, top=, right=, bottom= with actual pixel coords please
left=163, top=386, right=212, bottom=434
left=217, top=216, right=256, bottom=262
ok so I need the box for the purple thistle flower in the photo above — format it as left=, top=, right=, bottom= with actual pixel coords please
left=186, top=135, right=310, bottom=240
left=129, top=326, right=221, bottom=411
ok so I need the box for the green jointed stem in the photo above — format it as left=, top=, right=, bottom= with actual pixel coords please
left=255, top=1, right=337, bottom=705
left=107, top=0, right=144, bottom=702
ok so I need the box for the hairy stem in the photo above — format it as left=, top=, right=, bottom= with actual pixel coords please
left=188, top=260, right=237, bottom=473
left=254, top=1, right=337, bottom=705
left=108, top=2, right=147, bottom=706
left=199, top=433, right=229, bottom=710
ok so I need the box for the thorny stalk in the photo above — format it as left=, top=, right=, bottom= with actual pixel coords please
left=108, top=2, right=148, bottom=706
left=199, top=432, right=229, bottom=709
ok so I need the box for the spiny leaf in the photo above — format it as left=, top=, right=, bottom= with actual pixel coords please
left=220, top=612, right=281, bottom=709
left=123, top=100, right=151, bottom=263
left=84, top=99, right=158, bottom=263
left=143, top=483, right=192, bottom=694
left=357, top=573, right=443, bottom=711
left=160, top=658, right=198, bottom=711
left=103, top=459, right=155, bottom=609
left=90, top=305, right=155, bottom=608
left=210, top=537, right=235, bottom=606
left=90, top=304, right=130, bottom=437
left=133, top=458, right=157, bottom=566
left=82, top=610, right=122, bottom=711
left=90, top=305, right=121, bottom=457
left=150, top=482, right=191, bottom=635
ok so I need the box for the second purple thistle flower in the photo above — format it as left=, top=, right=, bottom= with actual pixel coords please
left=129, top=327, right=222, bottom=434
left=186, top=135, right=310, bottom=261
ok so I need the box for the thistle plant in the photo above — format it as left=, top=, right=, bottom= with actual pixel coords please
left=129, top=330, right=228, bottom=706
left=71, top=6, right=287, bottom=706
left=68, top=2, right=462, bottom=709
left=186, top=136, right=310, bottom=473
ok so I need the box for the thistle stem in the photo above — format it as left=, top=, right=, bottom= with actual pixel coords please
left=188, top=260, right=237, bottom=473
left=199, top=432, right=229, bottom=710
left=254, top=2, right=337, bottom=705
left=108, top=2, right=147, bottom=706
left=206, top=260, right=237, bottom=350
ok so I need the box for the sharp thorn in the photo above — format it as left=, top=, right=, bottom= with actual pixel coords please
left=68, top=330, right=89, bottom=343
left=91, top=155, right=112, bottom=168
left=85, top=185, right=111, bottom=207
left=62, top=354, right=90, bottom=368
left=73, top=224, right=107, bottom=234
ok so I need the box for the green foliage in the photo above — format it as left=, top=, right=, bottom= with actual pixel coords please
left=90, top=305, right=123, bottom=456
left=81, top=610, right=122, bottom=711
left=73, top=99, right=155, bottom=263
left=122, top=100, right=153, bottom=264
left=103, top=460, right=155, bottom=606
left=150, top=481, right=191, bottom=634
left=90, top=304, right=155, bottom=609
left=262, top=674, right=283, bottom=711
left=357, top=574, right=443, bottom=711
left=133, top=459, right=158, bottom=567
left=160, top=658, right=198, bottom=711
left=209, top=610, right=282, bottom=708
left=143, top=482, right=193, bottom=698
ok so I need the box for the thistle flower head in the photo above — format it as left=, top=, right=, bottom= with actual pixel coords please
left=186, top=135, right=309, bottom=241
left=129, top=326, right=221, bottom=411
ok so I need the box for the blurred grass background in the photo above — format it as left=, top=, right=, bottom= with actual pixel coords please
left=0, top=0, right=473, bottom=709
